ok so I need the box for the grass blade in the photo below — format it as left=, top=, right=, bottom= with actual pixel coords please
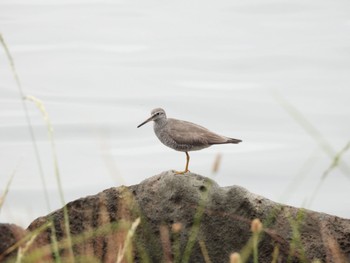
left=24, top=95, right=75, bottom=262
left=272, top=91, right=350, bottom=177
left=307, top=141, right=350, bottom=207
left=0, top=167, right=16, bottom=212
left=116, top=217, right=141, bottom=263
left=0, top=33, right=51, bottom=211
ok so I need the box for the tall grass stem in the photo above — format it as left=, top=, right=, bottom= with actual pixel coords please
left=0, top=33, right=51, bottom=211
left=307, top=141, right=350, bottom=207
left=272, top=91, right=350, bottom=177
left=0, top=164, right=17, bottom=212
left=182, top=180, right=212, bottom=263
left=24, top=95, right=74, bottom=262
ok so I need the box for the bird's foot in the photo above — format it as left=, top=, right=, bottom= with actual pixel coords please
left=174, top=169, right=190, bottom=175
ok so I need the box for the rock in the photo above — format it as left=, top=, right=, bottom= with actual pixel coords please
left=3, top=171, right=350, bottom=262
left=0, top=223, right=27, bottom=262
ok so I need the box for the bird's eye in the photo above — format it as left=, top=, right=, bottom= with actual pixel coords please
left=156, top=112, right=160, bottom=115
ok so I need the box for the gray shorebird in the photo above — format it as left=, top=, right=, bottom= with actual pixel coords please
left=137, top=108, right=242, bottom=174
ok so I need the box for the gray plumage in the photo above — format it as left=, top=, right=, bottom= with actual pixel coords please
left=137, top=108, right=242, bottom=173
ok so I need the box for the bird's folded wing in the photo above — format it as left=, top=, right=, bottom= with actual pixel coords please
left=168, top=119, right=228, bottom=146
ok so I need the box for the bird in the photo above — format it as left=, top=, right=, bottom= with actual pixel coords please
left=137, top=108, right=242, bottom=174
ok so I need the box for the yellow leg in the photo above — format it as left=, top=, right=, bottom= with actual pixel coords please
left=175, top=152, right=190, bottom=174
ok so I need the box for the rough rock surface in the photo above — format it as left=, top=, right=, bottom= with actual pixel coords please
left=1, top=171, right=350, bottom=262
left=0, top=224, right=27, bottom=262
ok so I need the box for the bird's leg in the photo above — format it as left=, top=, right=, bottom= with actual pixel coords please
left=185, top=151, right=190, bottom=172
left=175, top=152, right=190, bottom=174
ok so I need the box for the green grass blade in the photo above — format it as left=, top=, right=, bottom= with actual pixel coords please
left=0, top=33, right=51, bottom=211
left=182, top=180, right=212, bottom=263
left=24, top=95, right=75, bottom=262
left=272, top=91, right=350, bottom=178
left=0, top=167, right=16, bottom=212
left=307, top=141, right=350, bottom=207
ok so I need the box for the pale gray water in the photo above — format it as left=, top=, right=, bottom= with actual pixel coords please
left=1, top=0, right=350, bottom=227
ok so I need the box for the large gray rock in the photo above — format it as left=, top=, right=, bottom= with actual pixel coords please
left=2, top=171, right=350, bottom=262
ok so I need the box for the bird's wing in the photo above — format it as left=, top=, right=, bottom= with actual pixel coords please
left=166, top=119, right=228, bottom=146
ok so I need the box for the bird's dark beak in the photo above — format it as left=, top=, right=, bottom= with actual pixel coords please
left=137, top=115, right=155, bottom=128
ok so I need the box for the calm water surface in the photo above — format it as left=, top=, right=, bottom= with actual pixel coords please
left=1, top=0, right=350, bottom=226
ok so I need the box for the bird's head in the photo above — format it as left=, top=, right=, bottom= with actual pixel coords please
left=137, top=108, right=167, bottom=128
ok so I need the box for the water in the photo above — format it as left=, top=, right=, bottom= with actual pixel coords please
left=1, top=0, right=350, bottom=227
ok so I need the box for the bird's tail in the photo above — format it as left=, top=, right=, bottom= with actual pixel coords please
left=227, top=138, right=242, bottom=144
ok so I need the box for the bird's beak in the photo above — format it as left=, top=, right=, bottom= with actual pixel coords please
left=137, top=115, right=155, bottom=128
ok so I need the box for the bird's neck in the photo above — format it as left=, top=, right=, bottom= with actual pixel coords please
left=153, top=118, right=167, bottom=129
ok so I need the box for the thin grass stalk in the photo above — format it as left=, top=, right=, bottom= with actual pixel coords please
left=50, top=220, right=62, bottom=263
left=251, top=219, right=262, bottom=263
left=24, top=95, right=74, bottom=262
left=199, top=240, right=212, bottom=263
left=0, top=166, right=17, bottom=212
left=0, top=221, right=52, bottom=262
left=160, top=225, right=172, bottom=263
left=307, top=141, right=350, bottom=207
left=116, top=217, right=141, bottom=263
left=181, top=205, right=205, bottom=263
left=171, top=223, right=182, bottom=263
left=211, top=153, right=222, bottom=175
left=0, top=33, right=51, bottom=211
left=287, top=210, right=307, bottom=263
left=15, top=232, right=39, bottom=263
left=239, top=237, right=254, bottom=262
left=271, top=245, right=279, bottom=263
left=319, top=220, right=348, bottom=262
left=252, top=233, right=258, bottom=263
left=271, top=91, right=350, bottom=177
left=15, top=218, right=122, bottom=262
left=239, top=219, right=263, bottom=263
left=181, top=180, right=212, bottom=263
left=279, top=150, right=318, bottom=203
left=98, top=131, right=124, bottom=185
left=239, top=209, right=280, bottom=262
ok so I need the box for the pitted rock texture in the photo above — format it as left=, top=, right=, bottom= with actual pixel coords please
left=1, top=171, right=350, bottom=262
left=0, top=224, right=27, bottom=262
